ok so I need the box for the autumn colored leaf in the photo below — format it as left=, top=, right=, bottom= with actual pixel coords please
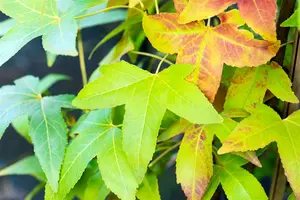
left=176, top=117, right=260, bottom=199
left=73, top=61, right=222, bottom=184
left=143, top=10, right=280, bottom=101
left=177, top=0, right=278, bottom=42
left=219, top=104, right=300, bottom=199
left=202, top=154, right=268, bottom=200
left=224, top=62, right=298, bottom=110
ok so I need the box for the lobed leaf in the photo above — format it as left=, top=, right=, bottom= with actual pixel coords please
left=73, top=61, right=222, bottom=184
left=219, top=104, right=300, bottom=198
left=143, top=11, right=279, bottom=101
left=177, top=0, right=278, bottom=42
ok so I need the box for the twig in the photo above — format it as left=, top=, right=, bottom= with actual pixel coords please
left=130, top=51, right=174, bottom=65
left=149, top=142, right=181, bottom=167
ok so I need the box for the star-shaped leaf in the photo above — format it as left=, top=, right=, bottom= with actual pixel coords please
left=0, top=75, right=74, bottom=191
left=176, top=117, right=260, bottom=199
left=46, top=109, right=138, bottom=200
left=143, top=10, right=280, bottom=101
left=176, top=0, right=278, bottom=42
left=202, top=154, right=268, bottom=200
left=224, top=62, right=299, bottom=110
left=73, top=61, right=222, bottom=183
left=219, top=104, right=300, bottom=199
left=0, top=0, right=104, bottom=66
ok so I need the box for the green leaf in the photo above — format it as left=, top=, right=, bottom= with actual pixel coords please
left=0, top=156, right=46, bottom=181
left=203, top=155, right=268, bottom=200
left=281, top=9, right=300, bottom=28
left=0, top=76, right=74, bottom=192
left=136, top=173, right=161, bottom=200
left=12, top=115, right=31, bottom=143
left=0, top=18, right=15, bottom=36
left=158, top=118, right=190, bottom=142
left=83, top=172, right=110, bottom=200
left=224, top=62, right=298, bottom=110
left=0, top=0, right=105, bottom=66
left=219, top=104, right=300, bottom=199
left=39, top=74, right=71, bottom=93
left=46, top=109, right=138, bottom=200
left=288, top=192, right=296, bottom=200
left=73, top=61, right=222, bottom=183
left=46, top=51, right=57, bottom=67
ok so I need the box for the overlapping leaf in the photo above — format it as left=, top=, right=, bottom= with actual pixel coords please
left=175, top=117, right=260, bottom=199
left=202, top=154, right=268, bottom=200
left=136, top=173, right=161, bottom=200
left=225, top=62, right=298, bottom=110
left=281, top=9, right=300, bottom=28
left=219, top=104, right=300, bottom=199
left=143, top=10, right=280, bottom=101
left=176, top=0, right=278, bottom=41
left=46, top=109, right=138, bottom=200
left=73, top=61, right=222, bottom=184
left=0, top=156, right=45, bottom=181
left=0, top=0, right=106, bottom=66
left=0, top=76, right=74, bottom=191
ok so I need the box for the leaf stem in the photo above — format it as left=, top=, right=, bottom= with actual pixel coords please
left=25, top=183, right=45, bottom=200
left=77, top=29, right=88, bottom=86
left=280, top=40, right=295, bottom=48
left=75, top=6, right=144, bottom=20
left=156, top=54, right=169, bottom=74
left=207, top=18, right=211, bottom=27
left=149, top=141, right=181, bottom=168
left=138, top=0, right=145, bottom=10
left=154, top=0, right=160, bottom=14
left=130, top=51, right=174, bottom=65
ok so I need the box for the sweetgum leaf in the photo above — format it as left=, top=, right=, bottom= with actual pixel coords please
left=136, top=173, right=161, bottom=200
left=176, top=118, right=261, bottom=199
left=0, top=76, right=74, bottom=191
left=0, top=0, right=105, bottom=66
left=46, top=109, right=138, bottom=200
left=219, top=104, right=300, bottom=199
left=225, top=62, right=298, bottom=110
left=143, top=10, right=280, bottom=101
left=0, top=156, right=45, bottom=181
left=73, top=61, right=222, bottom=183
left=176, top=0, right=278, bottom=42
left=203, top=154, right=268, bottom=200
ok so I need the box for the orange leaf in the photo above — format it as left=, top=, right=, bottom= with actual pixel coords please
left=177, top=0, right=278, bottom=42
left=143, top=11, right=280, bottom=101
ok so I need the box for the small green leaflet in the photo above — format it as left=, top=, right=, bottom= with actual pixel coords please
left=0, top=155, right=46, bottom=181
left=225, top=62, right=298, bottom=110
left=219, top=104, right=300, bottom=199
left=0, top=0, right=105, bottom=66
left=281, top=9, right=300, bottom=28
left=203, top=154, right=268, bottom=200
left=0, top=18, right=15, bottom=36
left=136, top=173, right=161, bottom=200
left=73, top=61, right=222, bottom=184
left=46, top=109, right=138, bottom=200
left=0, top=75, right=74, bottom=192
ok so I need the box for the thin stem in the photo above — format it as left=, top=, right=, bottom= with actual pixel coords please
left=77, top=29, right=88, bottom=86
left=75, top=6, right=144, bottom=20
left=155, top=54, right=169, bottom=74
left=154, top=0, right=160, bottom=14
left=149, top=142, right=181, bottom=168
left=130, top=51, right=174, bottom=65
left=25, top=183, right=45, bottom=200
left=280, top=40, right=294, bottom=48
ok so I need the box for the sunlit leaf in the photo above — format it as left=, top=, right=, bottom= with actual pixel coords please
left=0, top=76, right=74, bottom=191
left=73, top=61, right=222, bottom=184
left=219, top=104, right=300, bottom=199
left=136, top=173, right=161, bottom=200
left=177, top=0, right=278, bottom=42
left=281, top=9, right=300, bottom=28
left=143, top=11, right=279, bottom=101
